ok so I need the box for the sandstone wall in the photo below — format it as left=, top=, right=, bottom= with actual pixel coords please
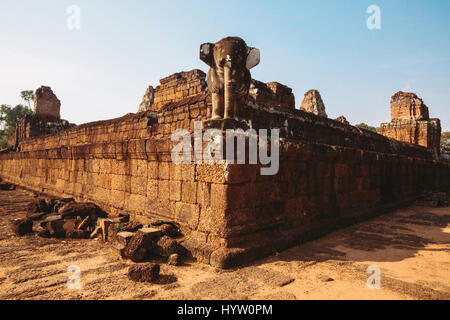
left=204, top=140, right=449, bottom=267
left=378, top=91, right=441, bottom=157
left=1, top=84, right=448, bottom=268
left=249, top=80, right=295, bottom=110
left=140, top=70, right=208, bottom=112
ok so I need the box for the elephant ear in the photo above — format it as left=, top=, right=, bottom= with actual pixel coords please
left=246, top=47, right=260, bottom=70
left=200, top=43, right=215, bottom=67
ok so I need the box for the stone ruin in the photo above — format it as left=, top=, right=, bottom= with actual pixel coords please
left=138, top=70, right=207, bottom=113
left=377, top=91, right=441, bottom=159
left=0, top=36, right=448, bottom=269
left=34, top=86, right=61, bottom=120
left=9, top=86, right=75, bottom=150
left=300, top=89, right=328, bottom=118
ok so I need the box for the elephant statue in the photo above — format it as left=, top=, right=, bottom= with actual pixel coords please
left=200, top=37, right=260, bottom=120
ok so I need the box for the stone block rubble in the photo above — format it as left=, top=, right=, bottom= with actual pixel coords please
left=8, top=186, right=189, bottom=283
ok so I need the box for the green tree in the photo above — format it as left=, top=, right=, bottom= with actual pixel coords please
left=441, top=131, right=450, bottom=155
left=0, top=90, right=35, bottom=147
left=0, top=104, right=33, bottom=146
left=20, top=90, right=34, bottom=108
left=355, top=123, right=377, bottom=133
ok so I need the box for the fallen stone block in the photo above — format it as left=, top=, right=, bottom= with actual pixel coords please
left=37, top=229, right=50, bottom=238
left=27, top=198, right=50, bottom=214
left=111, top=231, right=135, bottom=251
left=40, top=215, right=63, bottom=227
left=127, top=263, right=160, bottom=283
left=47, top=219, right=77, bottom=238
left=168, top=253, right=181, bottom=266
left=138, top=227, right=162, bottom=239
left=52, top=198, right=75, bottom=212
left=27, top=211, right=49, bottom=221
left=58, top=202, right=103, bottom=219
left=122, top=221, right=143, bottom=232
left=121, top=230, right=156, bottom=262
left=66, top=229, right=90, bottom=239
left=11, top=218, right=33, bottom=236
left=156, top=236, right=185, bottom=258
left=156, top=223, right=180, bottom=238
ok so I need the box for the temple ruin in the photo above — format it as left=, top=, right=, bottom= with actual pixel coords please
left=0, top=37, right=448, bottom=268
left=377, top=91, right=442, bottom=159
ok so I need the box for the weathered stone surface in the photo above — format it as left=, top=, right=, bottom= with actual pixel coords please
left=249, top=80, right=295, bottom=109
left=41, top=214, right=62, bottom=226
left=121, top=230, right=156, bottom=262
left=142, top=70, right=207, bottom=112
left=27, top=211, right=48, bottom=221
left=52, top=198, right=75, bottom=213
left=66, top=229, right=90, bottom=239
left=156, top=236, right=185, bottom=258
left=335, top=116, right=349, bottom=125
left=112, top=231, right=135, bottom=250
left=390, top=91, right=429, bottom=121
left=121, top=221, right=144, bottom=233
left=58, top=202, right=102, bottom=219
left=300, top=89, right=327, bottom=118
left=168, top=253, right=181, bottom=266
left=34, top=86, right=61, bottom=120
left=47, top=219, right=76, bottom=238
left=138, top=86, right=155, bottom=112
left=138, top=227, right=162, bottom=239
left=127, top=263, right=160, bottom=283
left=11, top=218, right=33, bottom=236
left=377, top=92, right=441, bottom=158
left=27, top=198, right=50, bottom=214
left=155, top=223, right=180, bottom=238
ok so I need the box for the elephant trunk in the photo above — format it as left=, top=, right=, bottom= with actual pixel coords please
left=223, top=65, right=234, bottom=119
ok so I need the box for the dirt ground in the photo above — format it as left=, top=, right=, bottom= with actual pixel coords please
left=0, top=189, right=449, bottom=300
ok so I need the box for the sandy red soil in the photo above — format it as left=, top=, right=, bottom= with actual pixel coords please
left=0, top=189, right=449, bottom=300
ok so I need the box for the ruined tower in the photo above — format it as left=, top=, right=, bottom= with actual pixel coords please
left=377, top=91, right=441, bottom=158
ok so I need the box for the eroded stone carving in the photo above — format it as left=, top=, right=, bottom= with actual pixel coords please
left=377, top=91, right=441, bottom=158
left=300, top=89, right=327, bottom=118
left=34, top=86, right=61, bottom=120
left=138, top=86, right=155, bottom=112
left=249, top=80, right=295, bottom=110
left=200, top=37, right=260, bottom=120
left=335, top=116, right=349, bottom=125
left=390, top=91, right=429, bottom=121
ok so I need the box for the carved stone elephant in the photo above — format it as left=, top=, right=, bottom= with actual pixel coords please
left=200, top=37, right=260, bottom=120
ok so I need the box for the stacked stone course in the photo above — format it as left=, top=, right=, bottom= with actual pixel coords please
left=378, top=91, right=441, bottom=158
left=0, top=42, right=448, bottom=268
left=249, top=80, right=295, bottom=109
left=139, top=70, right=208, bottom=112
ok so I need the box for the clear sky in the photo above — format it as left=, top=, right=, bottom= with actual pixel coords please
left=1, top=0, right=449, bottom=130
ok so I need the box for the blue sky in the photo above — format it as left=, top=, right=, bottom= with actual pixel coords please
left=1, top=0, right=449, bottom=130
